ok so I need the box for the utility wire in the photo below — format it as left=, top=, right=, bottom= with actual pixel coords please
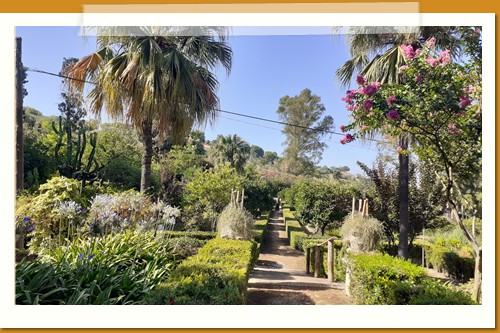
left=26, top=66, right=386, bottom=145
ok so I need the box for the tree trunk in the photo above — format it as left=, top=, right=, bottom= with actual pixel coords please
left=15, top=37, right=24, bottom=192
left=140, top=118, right=153, bottom=193
left=398, top=135, right=409, bottom=259
left=472, top=247, right=482, bottom=303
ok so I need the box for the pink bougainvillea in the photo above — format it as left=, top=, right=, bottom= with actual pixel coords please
left=386, top=110, right=399, bottom=120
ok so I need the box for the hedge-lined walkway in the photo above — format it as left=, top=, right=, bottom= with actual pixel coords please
left=247, top=210, right=351, bottom=305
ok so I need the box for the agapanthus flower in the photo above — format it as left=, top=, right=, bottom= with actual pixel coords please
left=78, top=253, right=84, bottom=261
left=363, top=99, right=374, bottom=110
left=27, top=226, right=35, bottom=233
left=386, top=110, right=399, bottom=120
left=356, top=75, right=366, bottom=85
left=23, top=216, right=31, bottom=223
left=387, top=95, right=396, bottom=105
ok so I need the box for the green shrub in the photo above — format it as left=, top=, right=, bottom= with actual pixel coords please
left=16, top=177, right=87, bottom=252
left=167, top=236, right=209, bottom=258
left=442, top=252, right=475, bottom=282
left=242, top=175, right=278, bottom=218
left=161, top=230, right=217, bottom=240
left=217, top=204, right=255, bottom=240
left=16, top=231, right=177, bottom=305
left=340, top=213, right=384, bottom=252
left=283, top=209, right=302, bottom=240
left=254, top=212, right=270, bottom=244
left=148, top=238, right=257, bottom=305
left=347, top=253, right=475, bottom=305
left=409, top=279, right=477, bottom=305
left=425, top=237, right=474, bottom=281
left=348, top=253, right=427, bottom=305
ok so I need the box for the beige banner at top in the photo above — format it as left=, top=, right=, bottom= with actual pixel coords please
left=83, top=2, right=420, bottom=13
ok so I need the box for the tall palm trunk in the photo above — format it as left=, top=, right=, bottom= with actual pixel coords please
left=397, top=135, right=409, bottom=259
left=140, top=118, right=153, bottom=193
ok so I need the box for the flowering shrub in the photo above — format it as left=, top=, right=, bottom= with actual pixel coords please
left=339, top=38, right=480, bottom=160
left=86, top=190, right=180, bottom=234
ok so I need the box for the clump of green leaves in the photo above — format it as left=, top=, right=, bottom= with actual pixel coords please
left=16, top=231, right=177, bottom=305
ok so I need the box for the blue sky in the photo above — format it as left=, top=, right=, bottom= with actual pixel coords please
left=16, top=26, right=380, bottom=174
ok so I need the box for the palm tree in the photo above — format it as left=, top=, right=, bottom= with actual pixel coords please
left=336, top=26, right=462, bottom=258
left=209, top=134, right=250, bottom=173
left=68, top=26, right=232, bottom=192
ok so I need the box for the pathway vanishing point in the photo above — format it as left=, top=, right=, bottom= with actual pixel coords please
left=247, top=210, right=352, bottom=305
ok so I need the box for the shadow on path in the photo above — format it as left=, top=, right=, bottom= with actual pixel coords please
left=247, top=209, right=351, bottom=305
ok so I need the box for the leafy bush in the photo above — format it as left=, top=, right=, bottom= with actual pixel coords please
left=147, top=238, right=257, bottom=305
left=166, top=236, right=209, bottom=258
left=254, top=212, right=269, bottom=244
left=347, top=253, right=475, bottom=305
left=183, top=163, right=242, bottom=230
left=283, top=208, right=303, bottom=240
left=425, top=236, right=474, bottom=281
left=161, top=230, right=217, bottom=240
left=217, top=204, right=255, bottom=241
left=242, top=174, right=278, bottom=218
left=408, top=279, right=477, bottom=305
left=16, top=177, right=87, bottom=252
left=86, top=191, right=180, bottom=235
left=347, top=253, right=427, bottom=305
left=292, top=179, right=357, bottom=235
left=16, top=231, right=177, bottom=304
left=340, top=212, right=384, bottom=252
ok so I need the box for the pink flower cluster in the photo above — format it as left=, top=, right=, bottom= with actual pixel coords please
left=459, top=96, right=471, bottom=108
left=363, top=99, right=374, bottom=110
left=401, top=44, right=416, bottom=60
left=396, top=146, right=404, bottom=153
left=386, top=110, right=399, bottom=120
left=415, top=75, right=424, bottom=83
left=387, top=95, right=396, bottom=105
left=425, top=37, right=436, bottom=48
left=356, top=75, right=366, bottom=85
left=341, top=90, right=356, bottom=104
left=362, top=85, right=377, bottom=96
left=398, top=65, right=410, bottom=74
left=448, top=122, right=460, bottom=136
left=425, top=57, right=440, bottom=67
left=340, top=124, right=346, bottom=133
left=439, top=50, right=451, bottom=66
left=340, top=133, right=355, bottom=145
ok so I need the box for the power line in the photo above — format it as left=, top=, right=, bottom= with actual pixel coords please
left=25, top=66, right=386, bottom=145
left=26, top=67, right=95, bottom=85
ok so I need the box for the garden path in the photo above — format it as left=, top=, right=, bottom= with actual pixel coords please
left=247, top=210, right=351, bottom=305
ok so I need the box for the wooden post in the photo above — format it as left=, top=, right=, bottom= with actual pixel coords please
left=358, top=199, right=362, bottom=212
left=351, top=197, right=355, bottom=220
left=364, top=199, right=369, bottom=217
left=314, top=246, right=321, bottom=278
left=241, top=188, right=245, bottom=208
left=327, top=240, right=334, bottom=282
left=15, top=37, right=24, bottom=192
left=306, top=247, right=311, bottom=274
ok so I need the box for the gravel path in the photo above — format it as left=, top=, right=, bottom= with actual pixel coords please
left=247, top=210, right=351, bottom=305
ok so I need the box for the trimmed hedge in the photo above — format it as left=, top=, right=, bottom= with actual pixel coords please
left=283, top=208, right=303, bottom=240
left=147, top=238, right=258, bottom=305
left=347, top=253, right=476, bottom=305
left=161, top=231, right=217, bottom=240
left=254, top=212, right=270, bottom=244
